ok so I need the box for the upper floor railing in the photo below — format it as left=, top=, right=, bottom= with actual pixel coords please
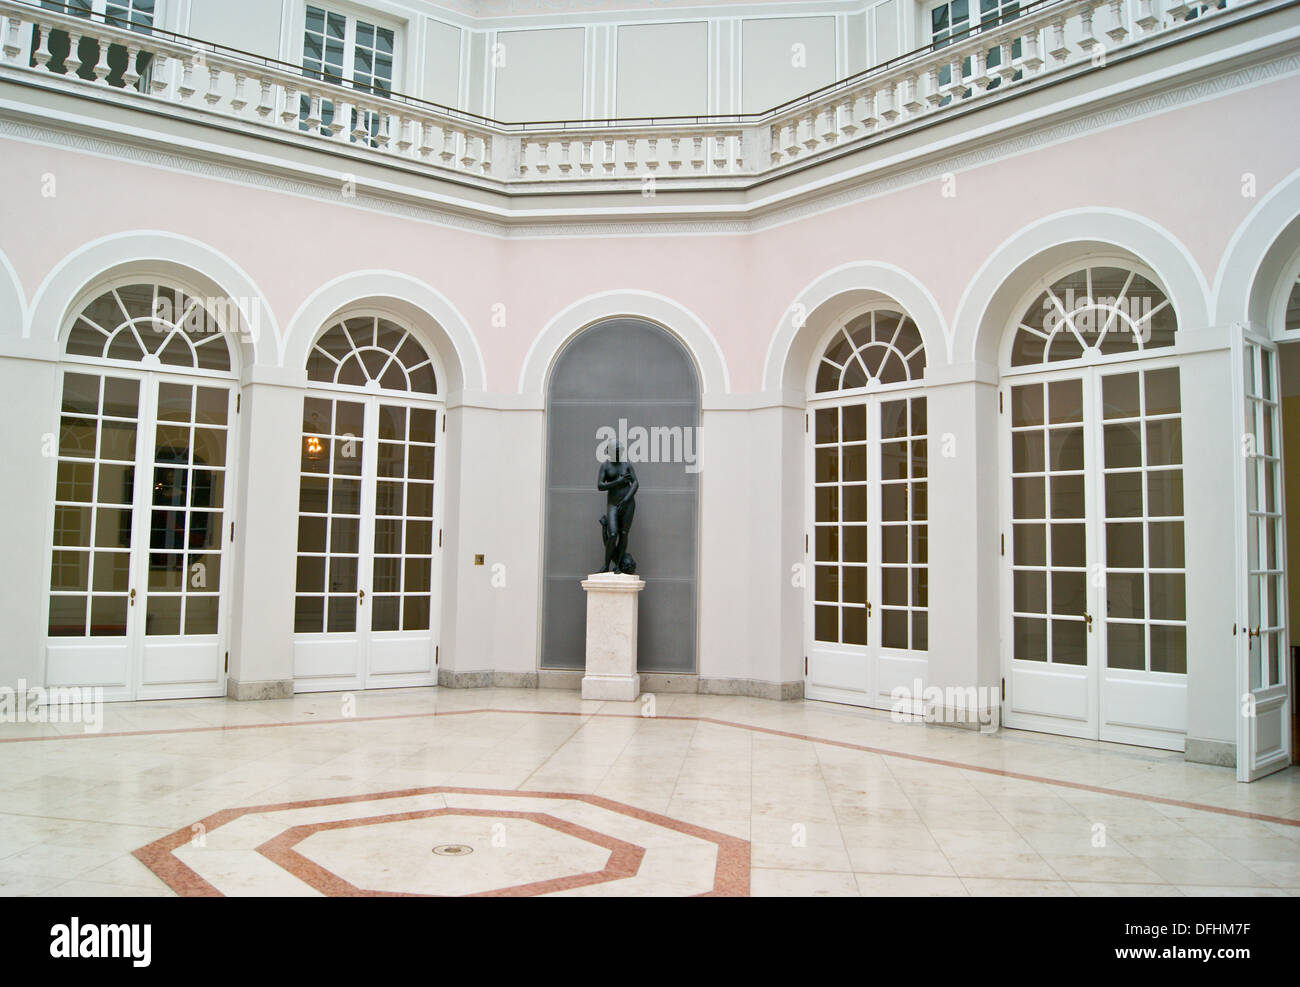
left=0, top=0, right=1269, bottom=188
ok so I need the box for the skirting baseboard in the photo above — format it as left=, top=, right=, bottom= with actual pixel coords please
left=537, top=670, right=803, bottom=700
left=227, top=677, right=294, bottom=701
left=437, top=669, right=540, bottom=689
left=924, top=703, right=1001, bottom=733
left=1184, top=737, right=1236, bottom=768
left=698, top=677, right=804, bottom=701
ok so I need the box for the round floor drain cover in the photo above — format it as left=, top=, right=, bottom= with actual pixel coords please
left=432, top=844, right=473, bottom=856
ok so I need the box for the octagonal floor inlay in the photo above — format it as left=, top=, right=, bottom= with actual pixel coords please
left=134, top=787, right=750, bottom=896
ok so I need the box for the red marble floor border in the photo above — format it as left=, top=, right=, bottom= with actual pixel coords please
left=15, top=703, right=1297, bottom=828
left=134, top=786, right=749, bottom=897
left=260, top=807, right=644, bottom=897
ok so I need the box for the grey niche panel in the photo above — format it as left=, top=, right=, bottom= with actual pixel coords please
left=541, top=320, right=700, bottom=673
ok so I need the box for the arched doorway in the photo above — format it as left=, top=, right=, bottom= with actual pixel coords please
left=999, top=259, right=1189, bottom=749
left=45, top=280, right=240, bottom=701
left=291, top=313, right=445, bottom=692
left=541, top=319, right=700, bottom=674
left=805, top=305, right=929, bottom=708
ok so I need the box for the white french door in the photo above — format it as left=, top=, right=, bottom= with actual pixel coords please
left=1002, top=361, right=1189, bottom=749
left=45, top=368, right=236, bottom=701
left=292, top=392, right=442, bottom=692
left=1234, top=333, right=1292, bottom=781
left=805, top=393, right=929, bottom=710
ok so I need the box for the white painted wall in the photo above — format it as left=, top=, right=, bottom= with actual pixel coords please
left=187, top=0, right=286, bottom=59
left=492, top=27, right=586, bottom=121
left=741, top=15, right=838, bottom=113
left=615, top=21, right=708, bottom=119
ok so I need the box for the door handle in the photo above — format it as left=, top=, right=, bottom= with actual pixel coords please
left=129, top=588, right=136, bottom=607
left=1084, top=612, right=1093, bottom=633
left=865, top=601, right=872, bottom=618
left=359, top=589, right=366, bottom=605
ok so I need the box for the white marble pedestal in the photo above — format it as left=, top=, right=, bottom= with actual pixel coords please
left=580, top=572, right=645, bottom=701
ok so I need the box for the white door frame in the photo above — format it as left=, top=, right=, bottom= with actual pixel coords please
left=292, top=388, right=445, bottom=693
left=1232, top=328, right=1293, bottom=781
left=803, top=386, right=929, bottom=711
left=999, top=355, right=1190, bottom=750
left=42, top=364, right=239, bottom=702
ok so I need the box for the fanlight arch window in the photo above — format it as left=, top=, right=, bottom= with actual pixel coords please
left=306, top=316, right=438, bottom=394
left=65, top=283, right=233, bottom=372
left=814, top=309, right=926, bottom=394
left=1010, top=265, right=1177, bottom=367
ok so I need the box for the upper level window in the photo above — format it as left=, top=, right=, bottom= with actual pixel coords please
left=300, top=4, right=397, bottom=144
left=815, top=310, right=926, bottom=394
left=1010, top=265, right=1177, bottom=367
left=930, top=0, right=1021, bottom=96
left=34, top=0, right=155, bottom=89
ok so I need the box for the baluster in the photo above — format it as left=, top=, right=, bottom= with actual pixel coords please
left=204, top=64, right=223, bottom=105
left=580, top=139, right=594, bottom=174
left=968, top=49, right=991, bottom=92
left=995, top=38, right=1018, bottom=83
left=305, top=92, right=323, bottom=132
left=351, top=102, right=370, bottom=143
left=122, top=44, right=142, bottom=90
left=858, top=89, right=880, bottom=131
left=534, top=139, right=549, bottom=174
left=924, top=67, right=944, bottom=107
left=421, top=123, right=441, bottom=161
left=878, top=83, right=899, bottom=122
left=178, top=54, right=199, bottom=101
left=226, top=71, right=247, bottom=112
left=479, top=134, right=492, bottom=175
left=624, top=137, right=637, bottom=173
left=713, top=133, right=729, bottom=171
left=149, top=53, right=169, bottom=96
left=91, top=36, right=112, bottom=82
left=838, top=97, right=859, bottom=137
left=730, top=133, right=743, bottom=172
left=901, top=75, right=924, bottom=114
left=65, top=32, right=85, bottom=77
left=819, top=105, right=839, bottom=144
left=1077, top=3, right=1101, bottom=53
left=1018, top=31, right=1045, bottom=74
left=668, top=137, right=682, bottom=171
left=557, top=139, right=572, bottom=174
left=1165, top=0, right=1194, bottom=22
left=375, top=111, right=392, bottom=150
left=33, top=25, right=54, bottom=69
left=325, top=96, right=347, bottom=139
left=782, top=121, right=799, bottom=158
left=3, top=17, right=22, bottom=62
left=1048, top=20, right=1071, bottom=63
left=393, top=116, right=411, bottom=153
left=645, top=137, right=660, bottom=170
left=254, top=77, right=273, bottom=117
left=769, top=125, right=782, bottom=164
left=458, top=129, right=476, bottom=169
left=795, top=113, right=813, bottom=150
left=691, top=136, right=705, bottom=171
left=1135, top=0, right=1160, bottom=33
left=603, top=139, right=617, bottom=174
left=1106, top=0, right=1129, bottom=41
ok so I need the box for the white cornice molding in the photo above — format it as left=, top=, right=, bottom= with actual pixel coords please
left=0, top=46, right=1297, bottom=241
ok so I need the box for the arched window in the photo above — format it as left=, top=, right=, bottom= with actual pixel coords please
left=306, top=316, right=437, bottom=394
left=1010, top=265, right=1176, bottom=367
left=814, top=309, right=925, bottom=393
left=1285, top=276, right=1300, bottom=333
left=65, top=283, right=233, bottom=372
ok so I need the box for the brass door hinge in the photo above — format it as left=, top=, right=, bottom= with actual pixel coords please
left=224, top=651, right=229, bottom=673
left=1001, top=677, right=1005, bottom=701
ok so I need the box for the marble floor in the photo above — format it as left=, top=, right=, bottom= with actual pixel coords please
left=1, top=687, right=1298, bottom=897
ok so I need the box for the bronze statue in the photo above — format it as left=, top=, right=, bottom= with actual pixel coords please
left=598, top=442, right=638, bottom=574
